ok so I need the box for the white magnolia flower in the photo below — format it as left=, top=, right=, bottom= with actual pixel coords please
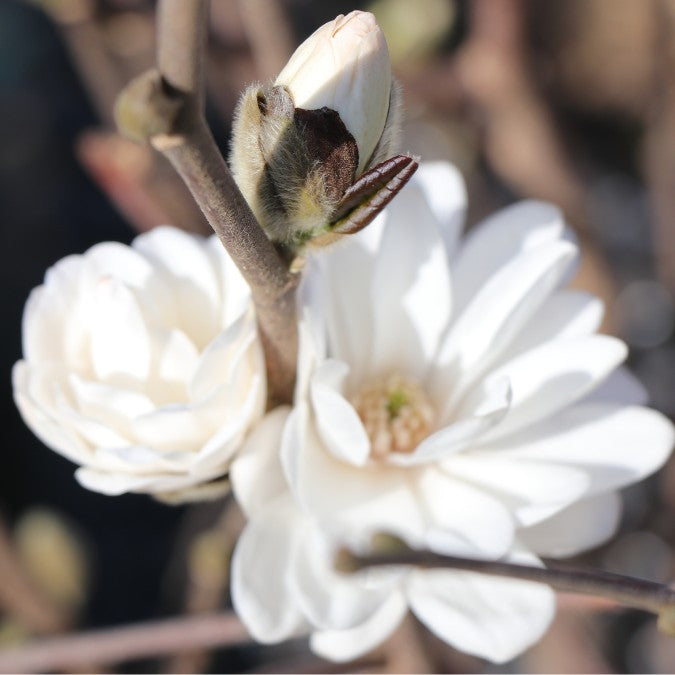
left=13, top=226, right=265, bottom=502
left=230, top=162, right=674, bottom=662
left=275, top=10, right=391, bottom=174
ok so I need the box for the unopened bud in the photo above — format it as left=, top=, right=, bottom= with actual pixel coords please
left=275, top=11, right=391, bottom=174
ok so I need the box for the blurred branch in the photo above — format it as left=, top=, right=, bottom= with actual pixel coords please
left=338, top=544, right=675, bottom=629
left=644, top=0, right=675, bottom=296
left=0, top=612, right=249, bottom=674
left=0, top=518, right=68, bottom=634
left=115, top=0, right=298, bottom=405
left=237, top=0, right=294, bottom=80
left=34, top=0, right=124, bottom=127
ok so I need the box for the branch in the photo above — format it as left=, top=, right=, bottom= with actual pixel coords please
left=0, top=612, right=249, bottom=674
left=337, top=544, right=675, bottom=633
left=115, top=0, right=298, bottom=405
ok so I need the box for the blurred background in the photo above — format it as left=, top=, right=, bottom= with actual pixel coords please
left=1, top=0, right=675, bottom=672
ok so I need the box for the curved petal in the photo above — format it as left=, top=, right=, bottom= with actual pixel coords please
left=290, top=523, right=398, bottom=630
left=480, top=335, right=627, bottom=441
left=281, top=404, right=427, bottom=538
left=432, top=241, right=577, bottom=413
left=74, top=464, right=226, bottom=496
left=230, top=407, right=291, bottom=519
left=370, top=182, right=452, bottom=376
left=133, top=227, right=221, bottom=349
left=414, top=162, right=467, bottom=259
left=520, top=492, right=622, bottom=557
left=440, top=455, right=590, bottom=527
left=230, top=495, right=308, bottom=643
left=414, top=468, right=515, bottom=556
left=309, top=239, right=376, bottom=375
left=393, top=376, right=511, bottom=466
left=310, top=591, right=407, bottom=662
left=407, top=551, right=555, bottom=663
left=583, top=366, right=648, bottom=406
left=13, top=362, right=93, bottom=466
left=206, top=235, right=251, bottom=325
left=22, top=256, right=82, bottom=364
left=452, top=200, right=565, bottom=313
left=89, top=277, right=151, bottom=383
left=490, top=402, right=674, bottom=496
left=498, top=290, right=604, bottom=364
left=310, top=361, right=370, bottom=466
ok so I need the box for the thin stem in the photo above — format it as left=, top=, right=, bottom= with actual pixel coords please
left=0, top=612, right=249, bottom=674
left=339, top=546, right=675, bottom=616
left=115, top=0, right=298, bottom=404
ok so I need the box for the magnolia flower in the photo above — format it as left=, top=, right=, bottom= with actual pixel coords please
left=230, top=162, right=674, bottom=662
left=275, top=10, right=392, bottom=174
left=13, top=227, right=265, bottom=502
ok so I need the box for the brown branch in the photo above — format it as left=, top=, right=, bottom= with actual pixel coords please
left=0, top=612, right=249, bottom=674
left=0, top=518, right=68, bottom=635
left=115, top=0, right=298, bottom=405
left=338, top=545, right=675, bottom=627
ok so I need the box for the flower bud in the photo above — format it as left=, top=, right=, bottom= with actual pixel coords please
left=275, top=10, right=391, bottom=174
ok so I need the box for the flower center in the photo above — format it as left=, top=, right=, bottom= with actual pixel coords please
left=351, top=373, right=435, bottom=459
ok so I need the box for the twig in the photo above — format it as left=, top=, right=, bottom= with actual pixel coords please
left=0, top=518, right=68, bottom=634
left=115, top=0, right=298, bottom=405
left=0, top=612, right=249, bottom=674
left=338, top=546, right=675, bottom=622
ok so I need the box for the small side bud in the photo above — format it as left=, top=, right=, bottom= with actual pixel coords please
left=275, top=11, right=392, bottom=175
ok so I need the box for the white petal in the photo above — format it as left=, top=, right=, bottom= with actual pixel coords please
left=281, top=404, right=427, bottom=538
left=309, top=239, right=376, bottom=375
left=480, top=335, right=627, bottom=441
left=13, top=362, right=92, bottom=465
left=310, top=591, right=407, bottom=662
left=189, top=311, right=258, bottom=402
left=74, top=465, right=223, bottom=495
left=499, top=290, right=604, bottom=363
left=432, top=241, right=577, bottom=411
left=492, top=402, right=674, bottom=496
left=392, top=377, right=511, bottom=466
left=69, top=375, right=154, bottom=426
left=520, top=492, right=622, bottom=557
left=93, top=445, right=193, bottom=474
left=89, top=278, right=151, bottom=383
left=452, top=200, right=565, bottom=313
left=407, top=551, right=555, bottom=663
left=415, top=468, right=515, bottom=556
left=206, top=235, right=251, bottom=325
left=414, top=162, right=467, bottom=259
left=130, top=402, right=209, bottom=451
left=155, top=329, right=200, bottom=387
left=230, top=407, right=291, bottom=519
left=22, top=256, right=82, bottom=364
left=290, top=523, right=397, bottom=630
left=440, top=455, right=590, bottom=527
left=370, top=182, right=452, bottom=375
left=584, top=366, right=648, bottom=406
left=310, top=361, right=370, bottom=466
left=133, top=227, right=220, bottom=348
left=230, top=495, right=308, bottom=643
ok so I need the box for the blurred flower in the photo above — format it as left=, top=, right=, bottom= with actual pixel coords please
left=230, top=162, right=674, bottom=662
left=275, top=10, right=392, bottom=174
left=13, top=227, right=265, bottom=501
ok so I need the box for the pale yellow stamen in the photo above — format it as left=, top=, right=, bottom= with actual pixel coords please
left=351, top=373, right=435, bottom=459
